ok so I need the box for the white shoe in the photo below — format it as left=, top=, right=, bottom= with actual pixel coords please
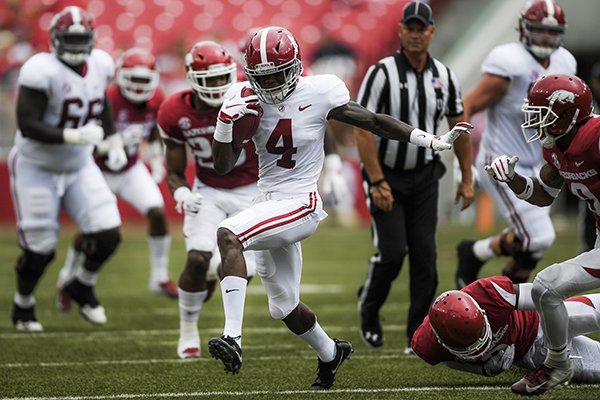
left=80, top=305, right=107, bottom=325
left=403, top=346, right=415, bottom=355
left=15, top=320, right=44, bottom=332
left=178, top=333, right=201, bottom=359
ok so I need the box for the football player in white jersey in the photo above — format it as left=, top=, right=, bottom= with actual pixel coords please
left=456, top=0, right=576, bottom=288
left=208, top=26, right=471, bottom=389
left=56, top=48, right=178, bottom=308
left=8, top=6, right=127, bottom=331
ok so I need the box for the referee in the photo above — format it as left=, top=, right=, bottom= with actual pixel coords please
left=355, top=1, right=474, bottom=353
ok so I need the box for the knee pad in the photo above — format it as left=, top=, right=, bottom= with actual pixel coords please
left=262, top=280, right=297, bottom=320
left=82, top=228, right=121, bottom=264
left=15, top=249, right=55, bottom=283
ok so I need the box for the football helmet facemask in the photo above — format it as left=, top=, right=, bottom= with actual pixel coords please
left=50, top=6, right=96, bottom=66
left=116, top=48, right=160, bottom=103
left=519, top=0, right=566, bottom=60
left=243, top=26, right=303, bottom=104
left=429, top=290, right=492, bottom=361
left=185, top=41, right=237, bottom=107
left=522, top=73, right=593, bottom=148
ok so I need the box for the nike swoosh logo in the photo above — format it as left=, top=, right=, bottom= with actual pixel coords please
left=525, top=382, right=547, bottom=394
left=225, top=289, right=239, bottom=293
left=225, top=103, right=244, bottom=109
left=299, top=104, right=312, bottom=111
left=575, top=160, right=584, bottom=167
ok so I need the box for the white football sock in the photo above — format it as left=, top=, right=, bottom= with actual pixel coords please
left=221, top=276, right=247, bottom=348
left=58, top=245, right=84, bottom=288
left=148, top=235, right=171, bottom=285
left=298, top=320, right=336, bottom=362
left=473, top=237, right=495, bottom=261
left=178, top=288, right=207, bottom=323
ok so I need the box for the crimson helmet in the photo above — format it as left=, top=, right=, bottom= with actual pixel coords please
left=50, top=6, right=96, bottom=66
left=519, top=0, right=566, bottom=60
left=243, top=26, right=303, bottom=104
left=185, top=40, right=237, bottom=107
left=116, top=48, right=160, bottom=103
left=428, top=290, right=492, bottom=361
left=522, top=73, right=593, bottom=148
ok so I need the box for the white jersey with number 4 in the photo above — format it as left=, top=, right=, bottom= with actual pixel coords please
left=479, top=43, right=576, bottom=168
left=227, top=74, right=350, bottom=195
left=14, top=49, right=115, bottom=172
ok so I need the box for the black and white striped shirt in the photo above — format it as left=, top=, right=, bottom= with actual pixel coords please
left=357, top=51, right=463, bottom=171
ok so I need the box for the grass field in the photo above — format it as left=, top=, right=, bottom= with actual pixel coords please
left=0, top=217, right=598, bottom=400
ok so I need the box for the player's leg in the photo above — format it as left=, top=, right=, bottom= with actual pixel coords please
left=63, top=162, right=121, bottom=325
left=512, top=250, right=600, bottom=395
left=176, top=185, right=227, bottom=359
left=56, top=233, right=85, bottom=311
left=8, top=152, right=60, bottom=331
left=118, top=163, right=174, bottom=297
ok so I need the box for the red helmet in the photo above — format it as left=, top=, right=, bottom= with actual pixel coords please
left=50, top=6, right=96, bottom=66
left=185, top=40, right=237, bottom=107
left=116, top=48, right=159, bottom=103
left=428, top=290, right=492, bottom=361
left=243, top=26, right=303, bottom=104
left=519, top=0, right=566, bottom=60
left=522, top=73, right=593, bottom=147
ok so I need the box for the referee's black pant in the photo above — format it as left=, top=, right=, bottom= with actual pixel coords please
left=359, top=160, right=445, bottom=343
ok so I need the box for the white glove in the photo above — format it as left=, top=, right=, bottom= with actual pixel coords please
left=149, top=157, right=166, bottom=183
left=121, top=124, right=145, bottom=146
left=321, top=154, right=349, bottom=205
left=173, top=187, right=203, bottom=216
left=63, top=122, right=104, bottom=145
left=432, top=122, right=473, bottom=151
left=218, top=94, right=259, bottom=124
left=481, top=344, right=515, bottom=376
left=99, top=134, right=128, bottom=171
left=485, top=155, right=519, bottom=182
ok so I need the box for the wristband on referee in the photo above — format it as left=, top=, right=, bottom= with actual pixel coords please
left=515, top=176, right=534, bottom=200
left=370, top=178, right=386, bottom=187
left=213, top=119, right=233, bottom=143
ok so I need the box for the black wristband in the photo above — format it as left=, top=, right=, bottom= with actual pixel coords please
left=371, top=178, right=386, bottom=187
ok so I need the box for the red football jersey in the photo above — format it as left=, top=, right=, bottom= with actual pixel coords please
left=96, top=84, right=164, bottom=172
left=157, top=90, right=258, bottom=188
left=543, top=116, right=600, bottom=229
left=412, top=276, right=539, bottom=365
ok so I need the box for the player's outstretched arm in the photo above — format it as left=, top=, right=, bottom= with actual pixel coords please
left=328, top=101, right=470, bottom=151
left=485, top=157, right=562, bottom=207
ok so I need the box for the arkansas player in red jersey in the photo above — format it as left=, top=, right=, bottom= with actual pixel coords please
left=485, top=73, right=600, bottom=395
left=56, top=48, right=178, bottom=306
left=157, top=40, right=259, bottom=360
left=412, top=276, right=600, bottom=384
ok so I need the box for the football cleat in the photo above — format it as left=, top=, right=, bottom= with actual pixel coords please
left=64, top=279, right=107, bottom=325
left=455, top=240, right=484, bottom=289
left=12, top=304, right=43, bottom=332
left=208, top=336, right=242, bottom=374
left=403, top=346, right=415, bottom=355
left=511, top=363, right=573, bottom=396
left=360, top=323, right=384, bottom=348
left=150, top=280, right=178, bottom=299
left=310, top=339, right=353, bottom=390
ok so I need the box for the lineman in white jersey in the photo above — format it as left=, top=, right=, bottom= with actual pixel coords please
left=456, top=0, right=576, bottom=287
left=208, top=26, right=471, bottom=389
left=8, top=6, right=127, bottom=331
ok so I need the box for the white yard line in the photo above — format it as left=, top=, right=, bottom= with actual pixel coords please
left=3, top=385, right=600, bottom=400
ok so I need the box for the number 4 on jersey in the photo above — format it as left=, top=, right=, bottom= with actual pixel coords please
left=266, top=119, right=297, bottom=169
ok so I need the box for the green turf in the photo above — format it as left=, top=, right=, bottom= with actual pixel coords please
left=0, top=218, right=597, bottom=399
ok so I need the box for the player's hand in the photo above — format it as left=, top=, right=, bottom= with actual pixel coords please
left=121, top=124, right=145, bottom=146
left=102, top=134, right=128, bottom=171
left=432, top=122, right=473, bottom=151
left=481, top=344, right=515, bottom=376
left=149, top=157, right=166, bottom=183
left=173, top=187, right=203, bottom=216
left=485, top=155, right=519, bottom=182
left=218, top=94, right=260, bottom=124
left=321, top=154, right=349, bottom=205
left=63, top=122, right=104, bottom=145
